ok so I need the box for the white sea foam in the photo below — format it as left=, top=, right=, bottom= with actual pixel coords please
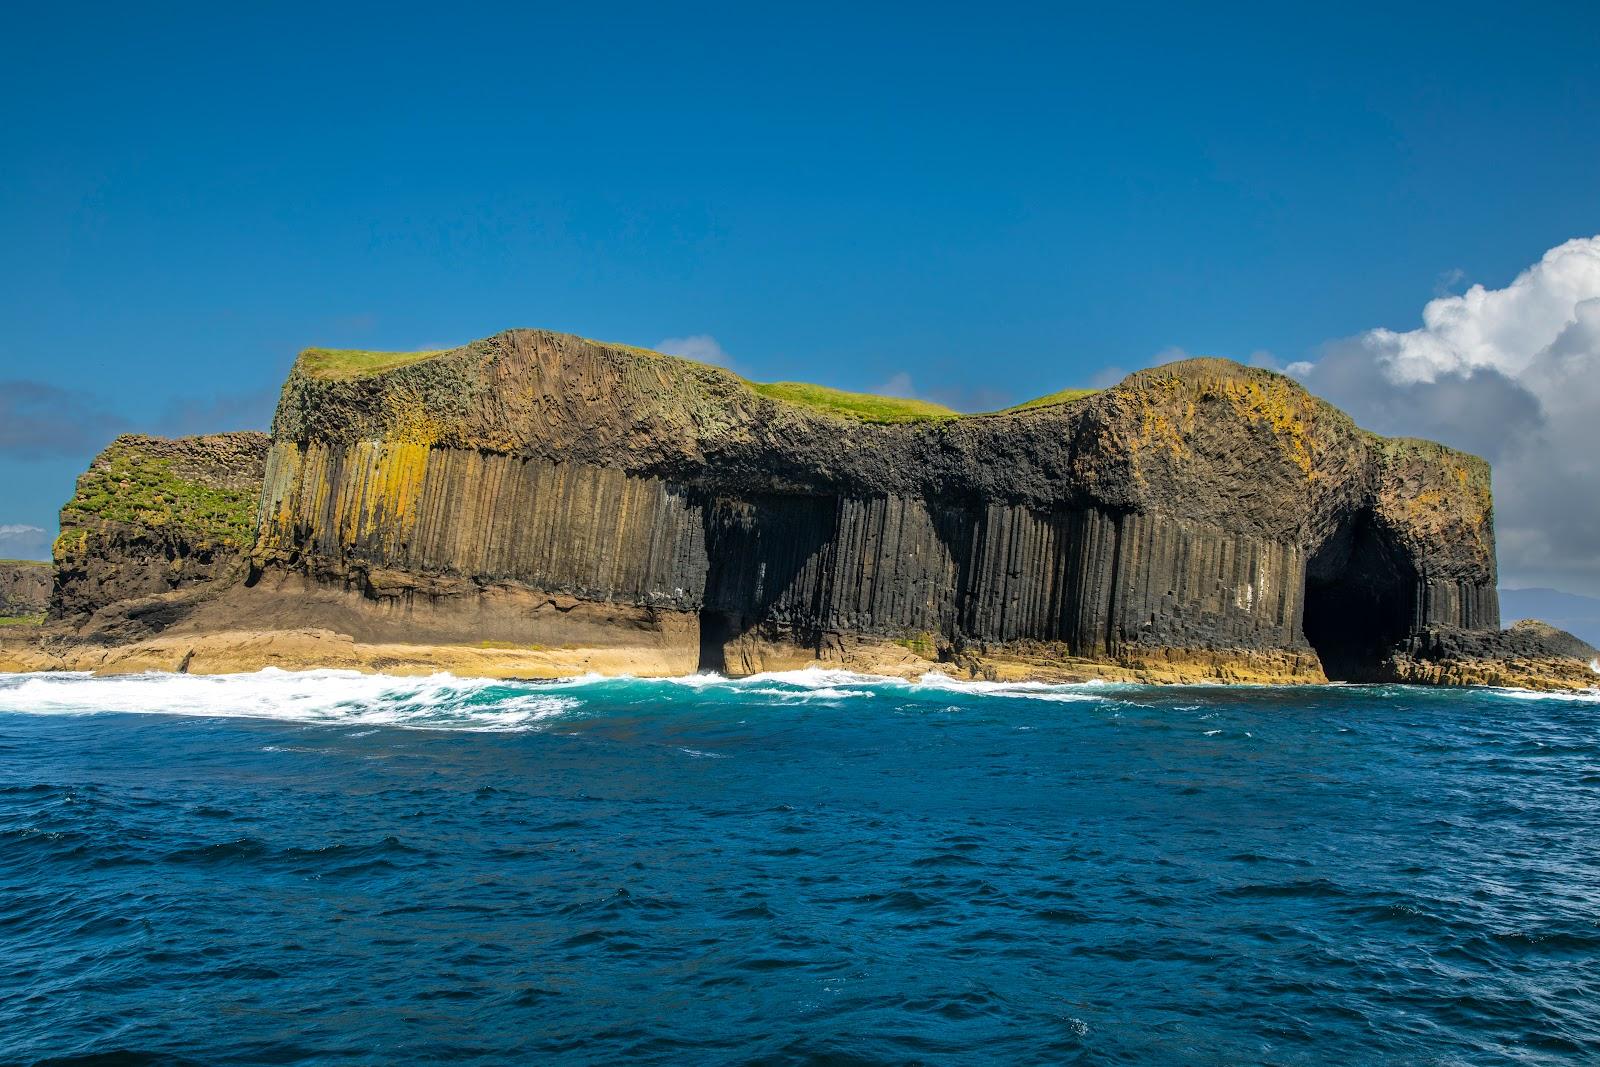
left=594, top=665, right=1120, bottom=703
left=742, top=686, right=870, bottom=700
left=0, top=668, right=578, bottom=732
left=739, top=666, right=903, bottom=689
left=9, top=659, right=1451, bottom=736
left=656, top=671, right=732, bottom=689
left=905, top=671, right=1108, bottom=702
left=1484, top=684, right=1600, bottom=703
left=726, top=667, right=1118, bottom=703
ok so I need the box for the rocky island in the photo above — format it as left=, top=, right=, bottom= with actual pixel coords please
left=3, top=329, right=1595, bottom=689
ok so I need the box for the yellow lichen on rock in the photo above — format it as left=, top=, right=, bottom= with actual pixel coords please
left=1221, top=377, right=1316, bottom=477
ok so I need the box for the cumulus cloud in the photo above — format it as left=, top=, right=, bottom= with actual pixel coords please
left=655, top=334, right=731, bottom=366
left=1294, top=236, right=1600, bottom=595
left=0, top=524, right=51, bottom=560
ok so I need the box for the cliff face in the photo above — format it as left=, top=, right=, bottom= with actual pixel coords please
left=51, top=433, right=271, bottom=630
left=0, top=561, right=50, bottom=617
left=244, top=330, right=1504, bottom=682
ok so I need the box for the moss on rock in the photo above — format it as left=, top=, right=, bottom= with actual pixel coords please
left=61, top=437, right=261, bottom=549
left=52, top=433, right=271, bottom=622
left=296, top=347, right=453, bottom=381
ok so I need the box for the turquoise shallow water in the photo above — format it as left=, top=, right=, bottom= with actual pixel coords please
left=1, top=668, right=1599, bottom=1065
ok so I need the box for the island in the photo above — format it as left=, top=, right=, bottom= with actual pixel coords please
left=3, top=329, right=1594, bottom=689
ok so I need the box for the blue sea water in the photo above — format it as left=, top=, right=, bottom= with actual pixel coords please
left=2, top=669, right=1599, bottom=1065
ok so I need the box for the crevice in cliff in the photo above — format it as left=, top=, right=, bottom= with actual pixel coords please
left=1303, top=509, right=1416, bottom=681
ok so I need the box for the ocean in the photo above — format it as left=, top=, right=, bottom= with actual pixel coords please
left=2, top=669, right=1598, bottom=1065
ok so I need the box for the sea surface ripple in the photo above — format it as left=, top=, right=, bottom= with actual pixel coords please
left=2, top=668, right=1599, bottom=1065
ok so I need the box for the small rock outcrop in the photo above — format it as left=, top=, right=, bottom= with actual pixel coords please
left=1384, top=621, right=1599, bottom=691
left=0, top=560, right=50, bottom=617
left=50, top=433, right=271, bottom=632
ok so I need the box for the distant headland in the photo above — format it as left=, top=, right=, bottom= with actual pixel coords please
left=2, top=329, right=1594, bottom=689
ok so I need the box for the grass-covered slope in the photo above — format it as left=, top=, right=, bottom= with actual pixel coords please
left=1002, top=387, right=1099, bottom=412
left=290, top=333, right=1098, bottom=424
left=747, top=381, right=957, bottom=422
left=61, top=437, right=262, bottom=548
left=296, top=347, right=453, bottom=380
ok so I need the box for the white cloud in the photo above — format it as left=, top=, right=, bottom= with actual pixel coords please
left=873, top=371, right=916, bottom=398
left=1089, top=365, right=1129, bottom=389
left=1294, top=235, right=1600, bottom=595
left=0, top=524, right=50, bottom=561
left=655, top=334, right=731, bottom=366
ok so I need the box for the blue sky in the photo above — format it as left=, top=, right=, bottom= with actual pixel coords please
left=3, top=2, right=1598, bottom=590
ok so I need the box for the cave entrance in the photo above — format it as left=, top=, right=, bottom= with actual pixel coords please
left=697, top=609, right=739, bottom=674
left=1302, top=509, right=1416, bottom=681
left=696, top=494, right=838, bottom=674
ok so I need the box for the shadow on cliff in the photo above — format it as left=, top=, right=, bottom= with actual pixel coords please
left=697, top=494, right=838, bottom=672
left=1303, top=508, right=1416, bottom=681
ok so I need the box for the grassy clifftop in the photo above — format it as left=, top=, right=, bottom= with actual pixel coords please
left=291, top=333, right=1097, bottom=424
left=1002, top=387, right=1100, bottom=413
left=59, top=435, right=269, bottom=550
left=297, top=347, right=454, bottom=381
left=748, top=381, right=958, bottom=422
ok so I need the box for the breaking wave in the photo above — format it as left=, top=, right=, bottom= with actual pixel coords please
left=0, top=665, right=1593, bottom=735
left=0, top=666, right=1134, bottom=732
left=0, top=668, right=578, bottom=732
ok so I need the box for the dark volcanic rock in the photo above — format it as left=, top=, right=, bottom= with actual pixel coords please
left=0, top=560, right=50, bottom=616
left=248, top=330, right=1522, bottom=683
left=1384, top=620, right=1599, bottom=690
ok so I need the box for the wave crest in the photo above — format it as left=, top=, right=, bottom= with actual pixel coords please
left=0, top=668, right=578, bottom=732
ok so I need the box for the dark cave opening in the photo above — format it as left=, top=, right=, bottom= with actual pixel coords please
left=696, top=493, right=838, bottom=673
left=697, top=609, right=739, bottom=674
left=1302, top=509, right=1416, bottom=682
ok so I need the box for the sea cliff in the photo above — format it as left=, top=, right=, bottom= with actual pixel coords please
left=2, top=329, right=1593, bottom=688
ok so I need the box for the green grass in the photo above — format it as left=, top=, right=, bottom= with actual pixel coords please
left=748, top=381, right=959, bottom=423
left=0, top=614, right=45, bottom=627
left=61, top=443, right=260, bottom=547
left=0, top=559, right=48, bottom=567
left=298, top=333, right=1097, bottom=423
left=587, top=337, right=958, bottom=423
left=1001, top=387, right=1099, bottom=413
left=296, top=347, right=452, bottom=380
